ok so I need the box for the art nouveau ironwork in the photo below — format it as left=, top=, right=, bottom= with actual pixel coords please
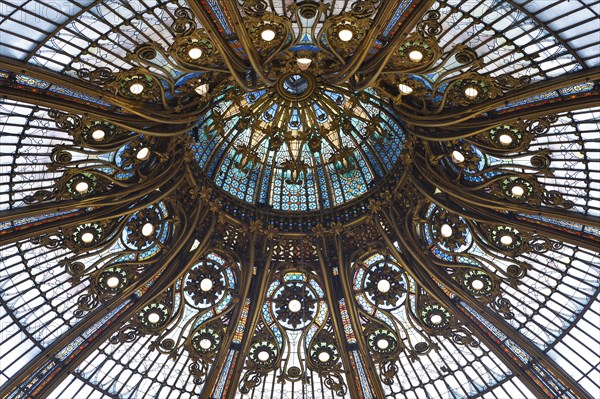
left=0, top=1, right=599, bottom=398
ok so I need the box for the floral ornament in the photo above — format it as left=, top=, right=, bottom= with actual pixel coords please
left=137, top=302, right=170, bottom=331
left=25, top=171, right=105, bottom=204
left=70, top=223, right=105, bottom=248
left=490, top=226, right=523, bottom=251
left=248, top=340, right=279, bottom=369
left=118, top=138, right=155, bottom=170
left=190, top=324, right=223, bottom=357
left=366, top=327, right=402, bottom=358
left=97, top=266, right=129, bottom=294
left=125, top=208, right=162, bottom=249
left=499, top=176, right=536, bottom=203
left=445, top=141, right=482, bottom=172
left=309, top=339, right=340, bottom=369
left=329, top=146, right=358, bottom=179
left=84, top=68, right=162, bottom=102
left=393, top=35, right=440, bottom=71
left=170, top=30, right=220, bottom=66
left=81, top=120, right=119, bottom=144
left=486, top=125, right=526, bottom=150
left=239, top=334, right=280, bottom=394
left=246, top=15, right=289, bottom=56
left=184, top=262, right=226, bottom=306
left=272, top=283, right=317, bottom=328
left=365, top=262, right=406, bottom=307
left=64, top=172, right=98, bottom=198
left=460, top=269, right=494, bottom=296
left=325, top=14, right=370, bottom=57
left=430, top=209, right=469, bottom=250
left=420, top=302, right=452, bottom=331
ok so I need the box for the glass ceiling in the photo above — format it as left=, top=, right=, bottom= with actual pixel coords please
left=0, top=1, right=599, bottom=399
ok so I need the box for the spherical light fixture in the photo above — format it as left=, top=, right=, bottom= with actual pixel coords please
left=199, top=338, right=212, bottom=350
left=471, top=279, right=484, bottom=290
left=408, top=50, right=423, bottom=62
left=376, top=338, right=389, bottom=350
left=200, top=278, right=213, bottom=292
left=500, top=234, right=513, bottom=246
left=260, top=29, right=276, bottom=42
left=129, top=82, right=145, bottom=95
left=430, top=314, right=443, bottom=325
left=451, top=150, right=465, bottom=164
left=398, top=83, right=413, bottom=95
left=288, top=299, right=302, bottom=313
left=136, top=147, right=150, bottom=160
left=464, top=86, right=479, bottom=99
left=81, top=232, right=95, bottom=244
left=338, top=28, right=353, bottom=42
left=147, top=312, right=161, bottom=324
left=377, top=279, right=391, bottom=293
left=318, top=352, right=330, bottom=362
left=440, top=223, right=453, bottom=238
left=187, top=47, right=203, bottom=60
left=91, top=129, right=105, bottom=141
left=106, top=276, right=120, bottom=288
left=75, top=181, right=89, bottom=193
left=499, top=134, right=513, bottom=145
left=257, top=350, right=270, bottom=362
left=141, top=222, right=155, bottom=237
left=511, top=185, right=525, bottom=197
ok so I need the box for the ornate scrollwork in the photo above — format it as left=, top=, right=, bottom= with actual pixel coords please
left=184, top=260, right=227, bottom=306
left=449, top=326, right=480, bottom=347
left=109, top=326, right=139, bottom=344
left=77, top=67, right=114, bottom=85
left=241, top=0, right=269, bottom=17
left=417, top=10, right=442, bottom=38
left=490, top=297, right=514, bottom=319
left=379, top=359, right=399, bottom=385
left=171, top=8, right=197, bottom=35
left=272, top=282, right=317, bottom=328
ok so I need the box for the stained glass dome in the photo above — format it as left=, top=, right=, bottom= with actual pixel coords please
left=0, top=1, right=599, bottom=399
left=192, top=79, right=404, bottom=210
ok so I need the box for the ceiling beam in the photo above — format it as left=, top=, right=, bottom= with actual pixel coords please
left=185, top=1, right=253, bottom=90
left=392, top=68, right=600, bottom=126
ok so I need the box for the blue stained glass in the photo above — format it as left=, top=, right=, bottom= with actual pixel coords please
left=263, top=103, right=278, bottom=122
left=0, top=209, right=81, bottom=232
left=206, top=0, right=233, bottom=35
left=271, top=325, right=284, bottom=346
left=375, top=310, right=395, bottom=330
left=312, top=101, right=329, bottom=122
left=362, top=146, right=384, bottom=178
left=218, top=151, right=259, bottom=202
left=263, top=303, right=272, bottom=324
left=216, top=294, right=232, bottom=312
left=382, top=0, right=414, bottom=37
left=316, top=165, right=330, bottom=208
left=354, top=268, right=366, bottom=289
left=352, top=351, right=375, bottom=399
left=191, top=84, right=404, bottom=211
left=213, top=350, right=236, bottom=398
left=195, top=310, right=214, bottom=327
left=208, top=146, right=228, bottom=178
left=284, top=272, right=306, bottom=282
left=309, top=280, right=325, bottom=297
left=306, top=324, right=318, bottom=345
left=496, top=81, right=594, bottom=111
left=324, top=90, right=345, bottom=106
